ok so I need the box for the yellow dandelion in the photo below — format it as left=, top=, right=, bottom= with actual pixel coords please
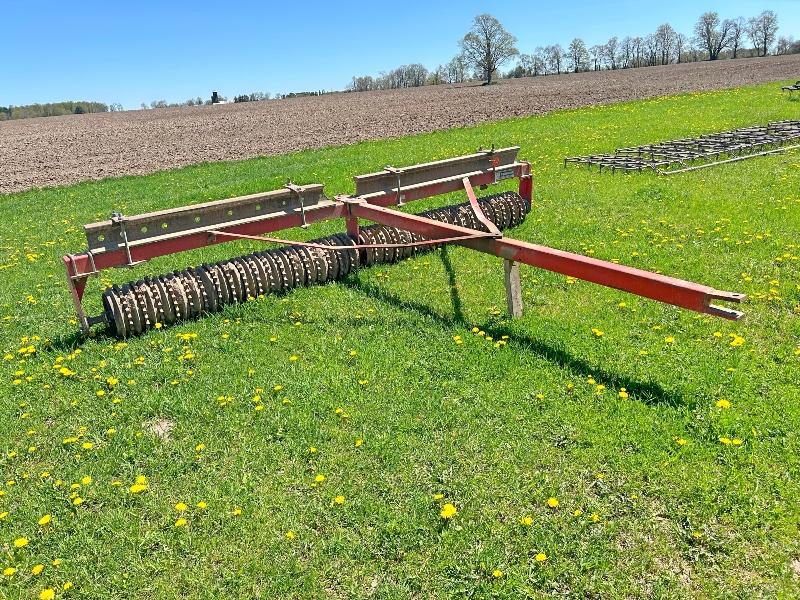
left=715, top=399, right=731, bottom=409
left=174, top=518, right=187, bottom=527
left=664, top=336, right=675, bottom=344
left=285, top=530, right=296, bottom=540
left=13, top=537, right=29, bottom=548
left=196, top=501, right=207, bottom=509
left=440, top=503, right=457, bottom=519
left=334, top=495, right=345, bottom=505
left=129, top=483, right=148, bottom=494
left=38, top=514, right=52, bottom=526
left=72, top=497, right=83, bottom=506
left=546, top=497, right=559, bottom=508
left=355, top=438, right=363, bottom=447
left=31, top=564, right=44, bottom=575
left=40, top=589, right=55, bottom=600
left=174, top=502, right=187, bottom=512
left=314, top=474, right=326, bottom=483
left=62, top=582, right=73, bottom=591
left=618, top=388, right=629, bottom=399
left=3, top=567, right=16, bottom=577
left=520, top=515, right=533, bottom=526
left=81, top=476, right=92, bottom=485
left=492, top=569, right=503, bottom=578
left=231, top=507, right=242, bottom=516
left=535, top=553, right=548, bottom=562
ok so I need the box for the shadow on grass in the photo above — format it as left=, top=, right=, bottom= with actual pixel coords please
left=344, top=251, right=684, bottom=408
left=46, top=248, right=682, bottom=406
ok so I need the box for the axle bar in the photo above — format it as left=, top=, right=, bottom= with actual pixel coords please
left=348, top=202, right=745, bottom=320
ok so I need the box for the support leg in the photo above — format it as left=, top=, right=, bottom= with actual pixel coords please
left=504, top=259, right=523, bottom=318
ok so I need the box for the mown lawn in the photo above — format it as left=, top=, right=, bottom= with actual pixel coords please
left=1, top=82, right=799, bottom=599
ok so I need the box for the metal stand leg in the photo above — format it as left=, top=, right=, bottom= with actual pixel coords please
left=504, top=259, right=523, bottom=318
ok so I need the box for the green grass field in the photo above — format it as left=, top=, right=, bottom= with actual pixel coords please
left=1, top=82, right=799, bottom=599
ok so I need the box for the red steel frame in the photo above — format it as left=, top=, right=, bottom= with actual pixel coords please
left=63, top=153, right=744, bottom=333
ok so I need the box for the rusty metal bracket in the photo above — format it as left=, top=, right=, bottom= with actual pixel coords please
left=285, top=181, right=308, bottom=228
left=384, top=166, right=405, bottom=206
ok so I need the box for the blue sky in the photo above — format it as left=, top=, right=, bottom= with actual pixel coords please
left=3, top=0, right=798, bottom=108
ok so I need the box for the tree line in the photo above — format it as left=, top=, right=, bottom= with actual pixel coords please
left=349, top=9, right=798, bottom=90
left=0, top=101, right=119, bottom=121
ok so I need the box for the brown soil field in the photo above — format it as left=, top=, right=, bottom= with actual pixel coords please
left=2, top=54, right=799, bottom=194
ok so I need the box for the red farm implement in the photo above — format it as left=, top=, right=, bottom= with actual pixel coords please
left=63, top=147, right=745, bottom=337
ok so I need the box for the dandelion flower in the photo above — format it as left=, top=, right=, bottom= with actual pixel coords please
left=72, top=497, right=83, bottom=506
left=715, top=399, right=731, bottom=409
left=285, top=530, right=296, bottom=540
left=38, top=514, right=52, bottom=526
left=573, top=509, right=583, bottom=517
left=39, top=589, right=55, bottom=600
left=546, top=497, right=559, bottom=508
left=492, top=569, right=503, bottom=578
left=618, top=388, right=629, bottom=399
left=13, top=537, right=29, bottom=548
left=520, top=515, right=533, bottom=526
left=3, top=567, right=16, bottom=577
left=175, top=502, right=187, bottom=512
left=676, top=438, right=688, bottom=446
left=175, top=518, right=187, bottom=527
left=355, top=438, right=363, bottom=447
left=31, top=564, right=44, bottom=575
left=63, top=582, right=73, bottom=590
left=196, top=501, right=207, bottom=509
left=314, top=474, right=326, bottom=483
left=129, top=483, right=148, bottom=494
left=81, top=476, right=92, bottom=485
left=231, top=507, right=242, bottom=516
left=664, top=336, right=675, bottom=344
left=334, top=495, right=345, bottom=505
left=440, top=503, right=457, bottom=519
left=535, top=553, right=548, bottom=562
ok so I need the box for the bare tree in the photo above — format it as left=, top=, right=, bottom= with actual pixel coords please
left=727, top=17, right=746, bottom=58
left=545, top=44, right=565, bottom=74
left=567, top=38, right=589, bottom=72
left=694, top=11, right=732, bottom=60
left=445, top=53, right=469, bottom=83
left=748, top=10, right=779, bottom=57
left=655, top=23, right=676, bottom=65
left=675, top=33, right=688, bottom=63
left=460, top=14, right=518, bottom=85
left=620, top=37, right=634, bottom=68
left=775, top=36, right=793, bottom=55
left=589, top=45, right=603, bottom=71
left=605, top=37, right=619, bottom=69
left=533, top=47, right=549, bottom=75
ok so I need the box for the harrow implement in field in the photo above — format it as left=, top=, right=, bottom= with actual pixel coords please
left=564, top=120, right=800, bottom=174
left=63, top=146, right=745, bottom=337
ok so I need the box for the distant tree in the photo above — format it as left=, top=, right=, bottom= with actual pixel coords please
left=459, top=14, right=518, bottom=84
left=589, top=45, right=603, bottom=71
left=604, top=36, right=620, bottom=69
left=544, top=44, right=565, bottom=74
left=533, top=47, right=548, bottom=75
left=748, top=10, right=779, bottom=57
left=675, top=33, right=688, bottom=63
left=727, top=17, right=746, bottom=58
left=654, top=24, right=676, bottom=64
left=775, top=36, right=794, bottom=55
left=445, top=53, right=469, bottom=83
left=567, top=38, right=589, bottom=72
left=694, top=12, right=733, bottom=60
left=109, top=103, right=123, bottom=112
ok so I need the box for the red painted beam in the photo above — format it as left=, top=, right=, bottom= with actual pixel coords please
left=64, top=202, right=348, bottom=277
left=349, top=202, right=745, bottom=320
